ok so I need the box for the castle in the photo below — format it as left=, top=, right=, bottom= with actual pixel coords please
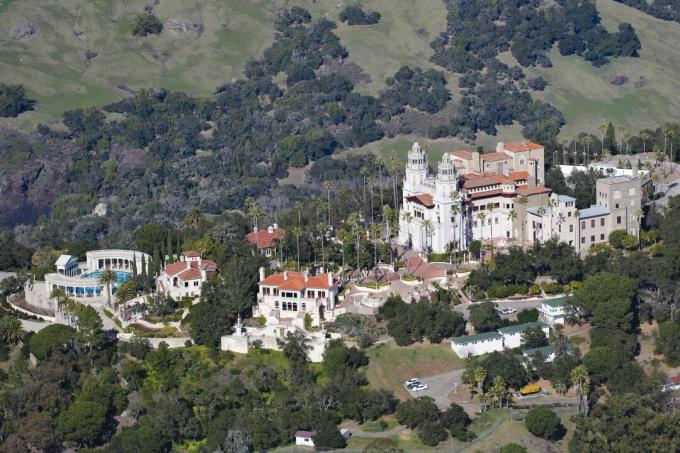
left=398, top=141, right=548, bottom=254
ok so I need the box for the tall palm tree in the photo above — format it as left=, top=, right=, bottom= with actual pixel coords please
left=348, top=212, right=362, bottom=271
left=598, top=121, right=607, bottom=155
left=376, top=157, right=385, bottom=217
left=473, top=366, right=487, bottom=396
left=0, top=316, right=25, bottom=345
left=360, top=166, right=369, bottom=220
left=291, top=227, right=303, bottom=271
left=662, top=126, right=671, bottom=160
left=571, top=365, right=590, bottom=416
left=389, top=153, right=400, bottom=211
left=368, top=174, right=376, bottom=225
left=490, top=375, right=508, bottom=408
left=488, top=204, right=496, bottom=257
left=294, top=201, right=303, bottom=225
left=323, top=180, right=333, bottom=227
left=450, top=190, right=461, bottom=252
left=50, top=286, right=68, bottom=306
left=582, top=136, right=592, bottom=164
left=617, top=126, right=626, bottom=153
left=476, top=211, right=487, bottom=254
left=422, top=219, right=433, bottom=253
left=182, top=209, right=203, bottom=231
left=403, top=211, right=413, bottom=248
left=316, top=222, right=326, bottom=267
left=641, top=131, right=649, bottom=153
left=245, top=197, right=264, bottom=232
left=98, top=269, right=119, bottom=308
left=507, top=209, right=517, bottom=244
left=517, top=195, right=528, bottom=249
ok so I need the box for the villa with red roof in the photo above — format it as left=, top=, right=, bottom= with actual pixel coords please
left=253, top=267, right=338, bottom=328
left=245, top=224, right=282, bottom=258
left=398, top=141, right=550, bottom=254
left=156, top=251, right=218, bottom=299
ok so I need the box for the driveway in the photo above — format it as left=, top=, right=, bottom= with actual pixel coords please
left=454, top=298, right=544, bottom=320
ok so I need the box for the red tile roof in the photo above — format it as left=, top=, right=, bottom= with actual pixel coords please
left=508, top=171, right=530, bottom=181
left=405, top=194, right=435, bottom=208
left=246, top=228, right=281, bottom=249
left=295, top=431, right=315, bottom=438
left=482, top=152, right=512, bottom=162
left=504, top=141, right=543, bottom=152
left=178, top=268, right=202, bottom=281
left=451, top=150, right=473, bottom=160
left=517, top=186, right=551, bottom=196
left=161, top=259, right=217, bottom=279
left=260, top=271, right=332, bottom=289
left=184, top=250, right=200, bottom=258
left=462, top=175, right=505, bottom=189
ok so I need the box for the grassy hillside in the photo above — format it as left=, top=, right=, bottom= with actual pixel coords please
left=1, top=0, right=679, bottom=139
left=0, top=0, right=447, bottom=130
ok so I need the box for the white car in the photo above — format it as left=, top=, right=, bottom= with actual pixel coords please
left=412, top=384, right=428, bottom=392
left=499, top=308, right=517, bottom=315
left=405, top=378, right=421, bottom=385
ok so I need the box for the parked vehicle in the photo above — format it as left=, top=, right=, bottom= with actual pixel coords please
left=412, top=383, right=428, bottom=392
left=520, top=383, right=541, bottom=396
left=499, top=308, right=517, bottom=315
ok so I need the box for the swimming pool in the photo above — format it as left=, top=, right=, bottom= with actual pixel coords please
left=81, top=270, right=132, bottom=284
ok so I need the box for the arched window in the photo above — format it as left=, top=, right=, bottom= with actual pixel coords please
left=293, top=303, right=298, bottom=311
left=274, top=301, right=279, bottom=309
left=282, top=302, right=287, bottom=311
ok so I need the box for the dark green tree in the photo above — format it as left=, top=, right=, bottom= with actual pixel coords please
left=525, top=406, right=563, bottom=440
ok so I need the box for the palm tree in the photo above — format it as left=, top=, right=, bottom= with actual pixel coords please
left=389, top=153, right=400, bottom=211
left=348, top=212, right=362, bottom=271
left=487, top=204, right=496, bottom=257
left=571, top=365, right=590, bottom=416
left=473, top=366, right=487, bottom=397
left=403, top=211, right=413, bottom=248
left=617, top=126, right=626, bottom=153
left=507, top=209, right=517, bottom=244
left=450, top=190, right=461, bottom=252
left=246, top=197, right=264, bottom=232
left=323, top=180, right=333, bottom=227
left=368, top=174, right=376, bottom=225
left=476, top=211, right=487, bottom=254
left=422, top=219, right=433, bottom=254
left=291, top=227, right=303, bottom=271
left=360, top=166, right=369, bottom=219
left=641, top=131, right=649, bottom=153
left=294, top=201, right=303, bottom=225
left=598, top=121, right=607, bottom=155
left=0, top=316, right=25, bottom=345
left=50, top=286, right=68, bottom=307
left=376, top=157, right=385, bottom=217
left=182, top=209, right=203, bottom=231
left=662, top=126, right=671, bottom=160
left=517, top=195, right=528, bottom=249
left=555, top=382, right=567, bottom=396
left=316, top=222, right=326, bottom=267
left=490, top=375, right=508, bottom=408
left=98, top=268, right=119, bottom=308
left=560, top=138, right=569, bottom=164
left=582, top=136, right=592, bottom=164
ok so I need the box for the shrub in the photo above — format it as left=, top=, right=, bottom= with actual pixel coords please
left=529, top=284, right=541, bottom=296
left=608, top=229, right=627, bottom=248
left=500, top=443, right=528, bottom=453
left=0, top=83, right=35, bottom=117
left=417, top=421, right=448, bottom=446
left=542, top=282, right=564, bottom=295
left=339, top=5, right=381, bottom=25
left=28, top=324, right=76, bottom=360
left=525, top=406, right=563, bottom=440
left=132, top=13, right=163, bottom=37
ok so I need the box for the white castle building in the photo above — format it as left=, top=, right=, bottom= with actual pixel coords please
left=398, top=141, right=548, bottom=254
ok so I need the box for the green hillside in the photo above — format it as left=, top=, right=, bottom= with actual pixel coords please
left=1, top=0, right=679, bottom=138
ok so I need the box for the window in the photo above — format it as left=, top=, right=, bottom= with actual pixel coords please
left=569, top=225, right=573, bottom=233
left=591, top=235, right=595, bottom=242
left=569, top=240, right=573, bottom=246
left=495, top=217, right=498, bottom=224
left=615, top=203, right=619, bottom=209
left=301, top=303, right=306, bottom=310
left=282, top=303, right=287, bottom=311
left=474, top=221, right=478, bottom=227
left=568, top=211, right=572, bottom=217
left=629, top=188, right=636, bottom=196
left=184, top=282, right=189, bottom=287
left=591, top=219, right=595, bottom=228
left=614, top=190, right=621, bottom=200
left=275, top=301, right=279, bottom=308
left=617, top=216, right=622, bottom=224
left=600, top=218, right=605, bottom=227
left=581, top=221, right=586, bottom=229
left=600, top=234, right=605, bottom=240
left=581, top=237, right=586, bottom=244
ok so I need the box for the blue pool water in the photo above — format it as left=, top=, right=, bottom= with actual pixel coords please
left=81, top=270, right=132, bottom=284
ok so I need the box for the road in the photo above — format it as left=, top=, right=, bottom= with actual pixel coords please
left=21, top=319, right=51, bottom=332
left=454, top=298, right=544, bottom=320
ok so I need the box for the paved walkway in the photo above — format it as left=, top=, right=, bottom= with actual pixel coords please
left=21, top=319, right=51, bottom=332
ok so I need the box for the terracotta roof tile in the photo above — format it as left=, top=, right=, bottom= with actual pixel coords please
left=450, top=150, right=473, bottom=160
left=503, top=141, right=543, bottom=152
left=259, top=271, right=332, bottom=290
left=517, top=186, right=551, bottom=196
left=482, top=152, right=512, bottom=162
left=178, top=268, right=202, bottom=281
left=405, top=194, right=435, bottom=208
left=183, top=250, right=200, bottom=257
left=246, top=228, right=281, bottom=249
left=463, top=175, right=505, bottom=189
left=508, top=171, right=529, bottom=181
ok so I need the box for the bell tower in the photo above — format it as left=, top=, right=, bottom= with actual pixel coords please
left=404, top=142, right=428, bottom=196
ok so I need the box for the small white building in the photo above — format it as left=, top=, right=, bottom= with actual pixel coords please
left=55, top=255, right=79, bottom=276
left=526, top=194, right=578, bottom=248
left=254, top=268, right=338, bottom=328
left=498, top=322, right=550, bottom=349
left=540, top=297, right=568, bottom=326
left=295, top=431, right=315, bottom=447
left=451, top=331, right=504, bottom=357
left=156, top=251, right=218, bottom=299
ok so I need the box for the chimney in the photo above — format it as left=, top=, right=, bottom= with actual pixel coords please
left=273, top=223, right=278, bottom=230
left=268, top=225, right=274, bottom=233
left=327, top=271, right=333, bottom=287
left=283, top=271, right=288, bottom=281
left=319, top=266, right=325, bottom=274
left=259, top=267, right=265, bottom=281
left=186, top=261, right=191, bottom=270
left=253, top=225, right=258, bottom=233
left=304, top=270, right=309, bottom=282
left=496, top=142, right=504, bottom=153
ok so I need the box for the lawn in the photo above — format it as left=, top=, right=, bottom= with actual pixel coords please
left=366, top=339, right=465, bottom=399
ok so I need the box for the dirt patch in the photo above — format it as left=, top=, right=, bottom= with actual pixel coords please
left=637, top=321, right=680, bottom=377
